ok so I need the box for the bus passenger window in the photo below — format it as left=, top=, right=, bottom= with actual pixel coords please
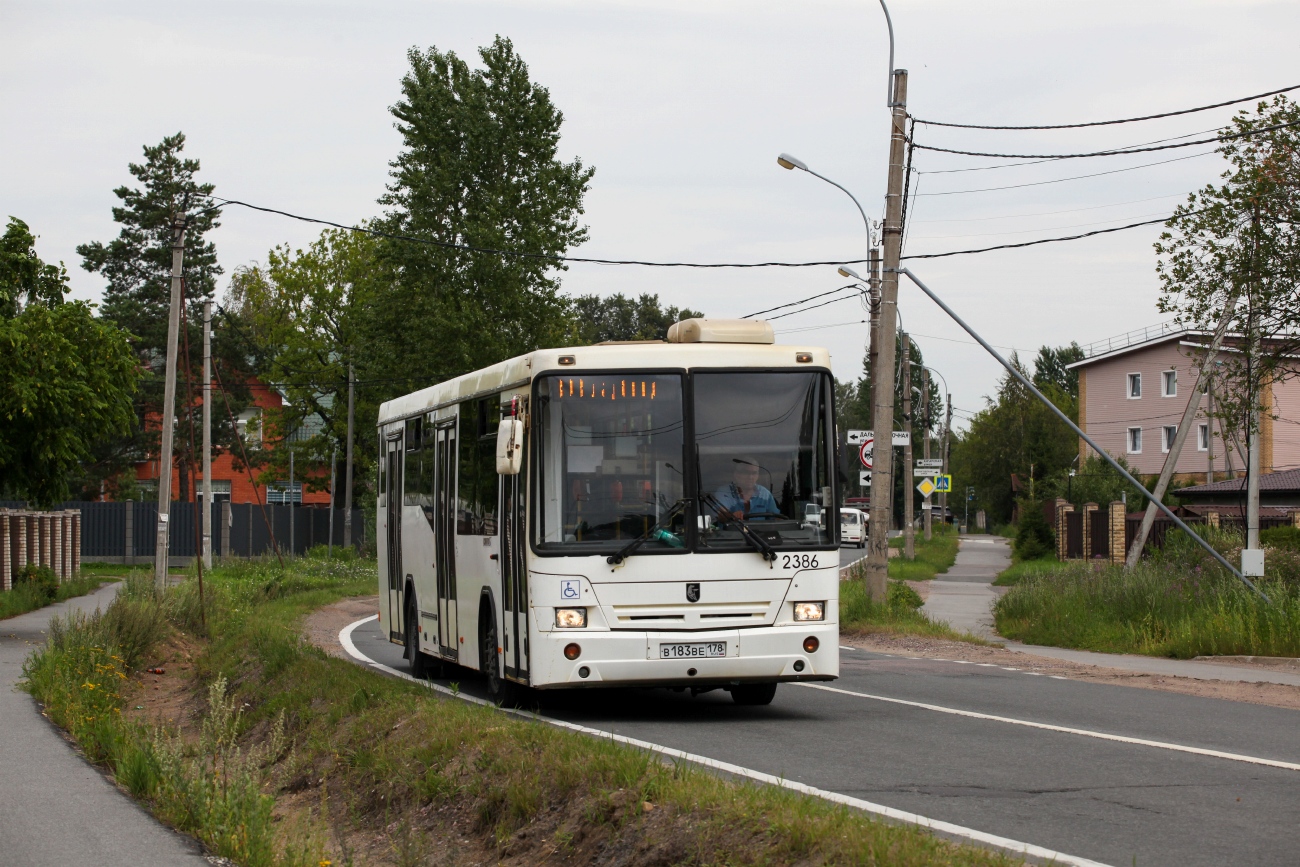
left=456, top=398, right=500, bottom=535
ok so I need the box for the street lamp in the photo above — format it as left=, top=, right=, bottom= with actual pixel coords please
left=776, top=154, right=873, bottom=240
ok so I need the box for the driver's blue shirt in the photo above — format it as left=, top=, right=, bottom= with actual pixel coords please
left=713, top=482, right=779, bottom=517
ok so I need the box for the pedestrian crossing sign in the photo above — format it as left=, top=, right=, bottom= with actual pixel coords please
left=935, top=474, right=952, bottom=493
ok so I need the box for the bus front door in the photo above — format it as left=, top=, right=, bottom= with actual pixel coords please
left=433, top=421, right=458, bottom=659
left=501, top=471, right=529, bottom=683
left=385, top=435, right=404, bottom=643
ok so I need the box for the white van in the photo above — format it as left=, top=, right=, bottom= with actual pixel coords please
left=839, top=508, right=867, bottom=548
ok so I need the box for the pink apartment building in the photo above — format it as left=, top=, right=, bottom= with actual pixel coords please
left=1067, top=325, right=1300, bottom=484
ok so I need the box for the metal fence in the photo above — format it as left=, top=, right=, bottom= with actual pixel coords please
left=0, top=501, right=366, bottom=561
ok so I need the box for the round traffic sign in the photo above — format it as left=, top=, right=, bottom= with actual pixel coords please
left=858, top=437, right=873, bottom=470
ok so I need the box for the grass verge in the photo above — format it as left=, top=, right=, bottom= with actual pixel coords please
left=842, top=560, right=994, bottom=646
left=994, top=528, right=1300, bottom=658
left=24, top=555, right=1020, bottom=867
left=992, top=556, right=1058, bottom=588
left=0, top=565, right=111, bottom=621
left=888, top=523, right=959, bottom=581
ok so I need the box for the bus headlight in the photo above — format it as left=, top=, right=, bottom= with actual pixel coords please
left=555, top=608, right=587, bottom=628
left=793, top=602, right=825, bottom=622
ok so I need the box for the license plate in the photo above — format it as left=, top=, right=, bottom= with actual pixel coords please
left=660, top=642, right=726, bottom=659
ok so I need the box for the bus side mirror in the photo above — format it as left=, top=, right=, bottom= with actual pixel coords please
left=496, top=418, right=524, bottom=475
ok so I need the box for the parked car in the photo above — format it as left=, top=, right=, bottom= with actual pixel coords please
left=839, top=507, right=867, bottom=548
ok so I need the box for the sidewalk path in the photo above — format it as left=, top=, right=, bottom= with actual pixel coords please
left=920, top=535, right=1008, bottom=641
left=0, top=583, right=208, bottom=866
left=919, top=536, right=1300, bottom=688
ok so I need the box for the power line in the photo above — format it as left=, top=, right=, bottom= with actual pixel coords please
left=911, top=193, right=1185, bottom=223
left=913, top=84, right=1300, bottom=131
left=901, top=214, right=1175, bottom=260
left=911, top=209, right=1173, bottom=242
left=917, top=126, right=1221, bottom=174
left=915, top=150, right=1217, bottom=197
left=913, top=117, right=1300, bottom=161
left=742, top=283, right=859, bottom=319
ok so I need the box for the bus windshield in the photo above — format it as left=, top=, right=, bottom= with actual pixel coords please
left=693, top=371, right=834, bottom=550
left=533, top=373, right=687, bottom=553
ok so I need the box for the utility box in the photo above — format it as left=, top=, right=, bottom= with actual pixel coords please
left=1242, top=548, right=1265, bottom=578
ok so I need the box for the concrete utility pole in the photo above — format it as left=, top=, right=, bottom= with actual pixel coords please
left=202, top=300, right=213, bottom=570
left=1206, top=379, right=1215, bottom=484
left=864, top=68, right=908, bottom=601
left=922, top=371, right=931, bottom=541
left=1126, top=293, right=1239, bottom=567
left=902, top=332, right=914, bottom=559
left=343, top=361, right=355, bottom=550
left=155, top=217, right=186, bottom=591
left=289, top=448, right=296, bottom=557
left=941, top=395, right=952, bottom=528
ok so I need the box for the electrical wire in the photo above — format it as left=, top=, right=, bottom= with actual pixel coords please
left=911, top=209, right=1174, bottom=241
left=915, top=150, right=1217, bottom=197
left=911, top=193, right=1185, bottom=223
left=913, top=117, right=1300, bottom=161
left=913, top=84, right=1300, bottom=130
left=901, top=214, right=1178, bottom=260
left=742, top=283, right=860, bottom=319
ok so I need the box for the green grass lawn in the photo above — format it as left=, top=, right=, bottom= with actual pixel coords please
left=0, top=567, right=114, bottom=621
left=887, top=523, right=959, bottom=581
left=23, top=555, right=1021, bottom=867
left=994, top=529, right=1300, bottom=657
left=992, top=556, right=1059, bottom=587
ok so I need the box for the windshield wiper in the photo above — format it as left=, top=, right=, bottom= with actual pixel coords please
left=606, top=498, right=689, bottom=567
left=699, top=492, right=777, bottom=564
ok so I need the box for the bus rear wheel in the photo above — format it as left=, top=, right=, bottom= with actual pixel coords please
left=405, top=601, right=444, bottom=679
left=730, top=682, right=778, bottom=706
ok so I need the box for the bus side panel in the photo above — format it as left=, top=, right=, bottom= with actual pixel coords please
left=455, top=535, right=498, bottom=671
left=402, top=503, right=437, bottom=655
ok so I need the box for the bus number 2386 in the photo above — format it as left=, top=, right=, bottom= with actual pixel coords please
left=781, top=554, right=820, bottom=569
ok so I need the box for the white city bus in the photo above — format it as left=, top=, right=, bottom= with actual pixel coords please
left=376, top=318, right=840, bottom=705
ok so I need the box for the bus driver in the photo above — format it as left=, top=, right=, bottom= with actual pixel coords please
left=714, top=458, right=780, bottom=520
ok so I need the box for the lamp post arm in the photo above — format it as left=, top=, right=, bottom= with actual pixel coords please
left=877, top=0, right=897, bottom=106
left=798, top=165, right=874, bottom=241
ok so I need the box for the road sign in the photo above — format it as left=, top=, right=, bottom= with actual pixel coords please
left=916, top=477, right=936, bottom=498
left=934, top=474, right=953, bottom=493
left=859, top=470, right=872, bottom=486
left=848, top=430, right=910, bottom=447
left=914, top=466, right=941, bottom=478
left=915, top=458, right=943, bottom=469
left=858, top=438, right=873, bottom=469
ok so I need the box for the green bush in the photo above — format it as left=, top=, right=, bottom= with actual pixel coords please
left=1013, top=499, right=1055, bottom=561
left=15, top=564, right=59, bottom=603
left=888, top=579, right=924, bottom=612
left=1260, top=525, right=1300, bottom=551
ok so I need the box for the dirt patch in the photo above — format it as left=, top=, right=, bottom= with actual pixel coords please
left=842, top=631, right=1300, bottom=711
left=123, top=631, right=207, bottom=734
left=303, top=595, right=379, bottom=660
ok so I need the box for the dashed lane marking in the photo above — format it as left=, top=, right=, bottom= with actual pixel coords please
left=796, top=681, right=1300, bottom=773
left=338, top=615, right=1112, bottom=867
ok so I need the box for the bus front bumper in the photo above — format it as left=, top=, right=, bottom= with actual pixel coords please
left=532, top=623, right=839, bottom=689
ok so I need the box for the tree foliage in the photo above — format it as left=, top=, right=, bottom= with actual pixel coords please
left=568, top=293, right=702, bottom=344
left=362, top=37, right=594, bottom=394
left=0, top=225, right=139, bottom=506
left=949, top=351, right=1078, bottom=525
left=1, top=217, right=69, bottom=317
left=77, top=133, right=247, bottom=499
left=1155, top=96, right=1300, bottom=439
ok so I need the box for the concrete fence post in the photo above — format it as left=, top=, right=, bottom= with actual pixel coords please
left=221, top=501, right=232, bottom=559
left=1109, top=501, right=1126, bottom=565
left=1082, top=503, right=1099, bottom=560
left=1290, top=510, right=1300, bottom=530
left=38, top=515, right=50, bottom=570
left=1, top=511, right=10, bottom=591
left=26, top=514, right=38, bottom=573
left=52, top=514, right=64, bottom=581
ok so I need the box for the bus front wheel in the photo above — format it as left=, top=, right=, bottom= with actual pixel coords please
left=730, top=682, right=778, bottom=706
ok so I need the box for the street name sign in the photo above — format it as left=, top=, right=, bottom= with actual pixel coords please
left=848, top=430, right=910, bottom=447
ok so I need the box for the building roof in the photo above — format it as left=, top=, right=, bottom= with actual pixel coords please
left=1177, top=468, right=1300, bottom=497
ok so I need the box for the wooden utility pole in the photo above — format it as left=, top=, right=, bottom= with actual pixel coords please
left=864, top=69, right=908, bottom=601
left=941, top=395, right=953, bottom=528
left=155, top=217, right=186, bottom=591
left=202, top=299, right=213, bottom=569
left=901, top=331, right=914, bottom=559
left=343, top=361, right=355, bottom=550
left=922, top=371, right=931, bottom=541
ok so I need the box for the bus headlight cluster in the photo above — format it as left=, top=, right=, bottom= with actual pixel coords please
left=555, top=608, right=587, bottom=628
left=793, top=601, right=825, bottom=622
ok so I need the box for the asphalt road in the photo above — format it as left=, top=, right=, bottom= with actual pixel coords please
left=346, top=616, right=1300, bottom=867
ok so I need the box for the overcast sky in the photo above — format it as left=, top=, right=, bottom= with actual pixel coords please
left=5, top=0, right=1298, bottom=429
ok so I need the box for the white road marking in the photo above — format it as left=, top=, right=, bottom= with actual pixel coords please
left=797, top=682, right=1300, bottom=773
left=338, top=616, right=1112, bottom=867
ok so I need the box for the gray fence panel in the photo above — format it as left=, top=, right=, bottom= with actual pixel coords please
left=133, top=502, right=157, bottom=557
left=79, top=502, right=126, bottom=557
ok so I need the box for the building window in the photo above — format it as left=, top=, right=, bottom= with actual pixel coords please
left=1128, top=373, right=1141, bottom=399
left=1163, top=370, right=1177, bottom=397
left=1162, top=425, right=1177, bottom=452
left=1127, top=427, right=1142, bottom=454
left=1198, top=423, right=1209, bottom=452
left=267, top=482, right=302, bottom=505
left=197, top=480, right=232, bottom=503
